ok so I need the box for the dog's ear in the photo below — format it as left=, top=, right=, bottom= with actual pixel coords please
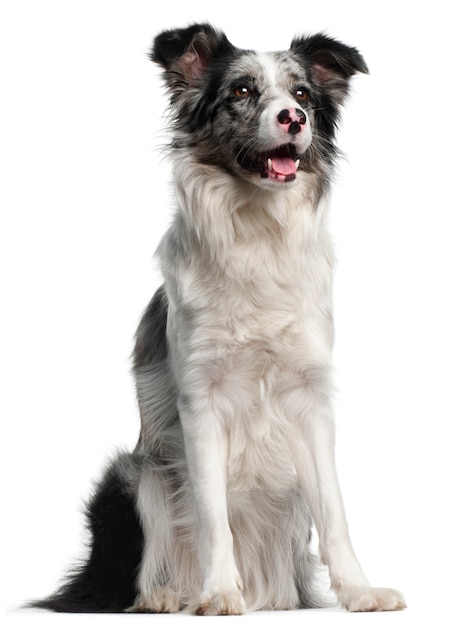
left=151, top=23, right=233, bottom=99
left=290, top=33, right=368, bottom=105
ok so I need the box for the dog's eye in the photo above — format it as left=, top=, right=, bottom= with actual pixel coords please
left=294, top=87, right=310, bottom=102
left=234, top=85, right=251, bottom=98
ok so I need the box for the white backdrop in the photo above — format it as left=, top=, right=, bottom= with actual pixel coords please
left=2, top=1, right=464, bottom=624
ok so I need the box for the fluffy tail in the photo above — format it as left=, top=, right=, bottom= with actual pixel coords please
left=29, top=454, right=143, bottom=612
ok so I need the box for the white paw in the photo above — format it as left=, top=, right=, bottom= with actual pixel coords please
left=196, top=588, right=246, bottom=616
left=339, top=586, right=406, bottom=612
left=126, top=587, right=180, bottom=613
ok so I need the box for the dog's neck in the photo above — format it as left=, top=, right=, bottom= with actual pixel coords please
left=171, top=152, right=332, bottom=266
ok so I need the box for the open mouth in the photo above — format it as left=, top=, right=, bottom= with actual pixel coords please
left=237, top=144, right=301, bottom=183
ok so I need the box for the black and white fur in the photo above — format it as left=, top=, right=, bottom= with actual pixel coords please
left=32, top=24, right=406, bottom=615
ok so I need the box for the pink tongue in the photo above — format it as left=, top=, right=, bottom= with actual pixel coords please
left=271, top=156, right=296, bottom=176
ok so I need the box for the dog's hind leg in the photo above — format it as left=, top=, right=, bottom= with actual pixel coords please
left=126, top=461, right=181, bottom=613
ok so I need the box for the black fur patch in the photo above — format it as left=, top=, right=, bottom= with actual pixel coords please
left=29, top=455, right=143, bottom=613
left=133, top=285, right=169, bottom=368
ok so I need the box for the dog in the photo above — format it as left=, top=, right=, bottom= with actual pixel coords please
left=32, top=23, right=406, bottom=615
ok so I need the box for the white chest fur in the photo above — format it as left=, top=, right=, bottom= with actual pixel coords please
left=159, top=165, right=335, bottom=488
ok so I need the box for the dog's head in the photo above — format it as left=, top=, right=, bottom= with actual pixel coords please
left=151, top=23, right=367, bottom=193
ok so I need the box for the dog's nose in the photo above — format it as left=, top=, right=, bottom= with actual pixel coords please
left=277, top=108, right=306, bottom=135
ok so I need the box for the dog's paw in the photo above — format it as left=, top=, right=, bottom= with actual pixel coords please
left=125, top=587, right=181, bottom=613
left=195, top=588, right=246, bottom=616
left=339, top=586, right=406, bottom=612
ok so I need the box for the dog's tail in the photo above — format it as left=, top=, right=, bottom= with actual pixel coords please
left=29, top=453, right=143, bottom=613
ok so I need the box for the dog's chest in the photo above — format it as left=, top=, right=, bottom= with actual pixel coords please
left=205, top=342, right=291, bottom=484
left=192, top=317, right=331, bottom=490
left=181, top=232, right=331, bottom=341
left=167, top=206, right=334, bottom=487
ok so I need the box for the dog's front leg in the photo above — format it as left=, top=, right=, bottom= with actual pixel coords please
left=178, top=395, right=245, bottom=615
left=298, top=406, right=406, bottom=612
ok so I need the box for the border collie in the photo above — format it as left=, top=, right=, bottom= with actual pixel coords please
left=32, top=23, right=406, bottom=615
